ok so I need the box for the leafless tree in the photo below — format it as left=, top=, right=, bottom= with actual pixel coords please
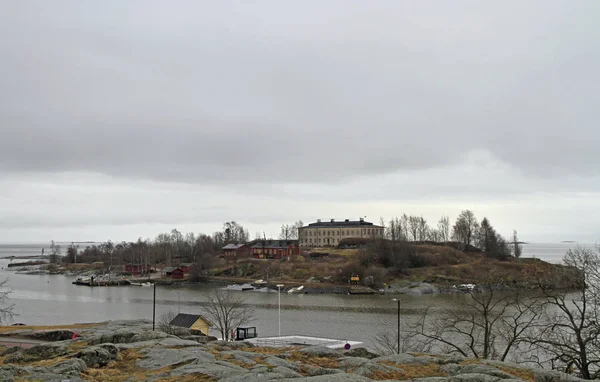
left=0, top=279, right=14, bottom=324
left=202, top=289, right=255, bottom=341
left=406, top=285, right=541, bottom=361
left=49, top=240, right=62, bottom=264
left=528, top=246, right=600, bottom=379
left=223, top=221, right=249, bottom=244
left=158, top=311, right=179, bottom=335
left=452, top=210, right=479, bottom=250
left=408, top=216, right=420, bottom=241
left=417, top=217, right=429, bottom=241
left=437, top=215, right=450, bottom=242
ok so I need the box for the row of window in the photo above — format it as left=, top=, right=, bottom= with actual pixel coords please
left=301, top=228, right=380, bottom=237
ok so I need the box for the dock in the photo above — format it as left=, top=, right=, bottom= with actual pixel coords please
left=246, top=335, right=363, bottom=349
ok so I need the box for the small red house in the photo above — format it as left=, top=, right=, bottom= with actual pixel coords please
left=178, top=263, right=193, bottom=273
left=125, top=264, right=152, bottom=275
left=162, top=267, right=184, bottom=279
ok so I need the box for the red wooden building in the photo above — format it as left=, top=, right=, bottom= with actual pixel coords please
left=178, top=263, right=193, bottom=273
left=162, top=267, right=185, bottom=279
left=251, top=240, right=299, bottom=259
left=221, top=244, right=251, bottom=259
left=125, top=264, right=152, bottom=275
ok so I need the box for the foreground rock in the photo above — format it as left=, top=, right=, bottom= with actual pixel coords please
left=0, top=319, right=586, bottom=381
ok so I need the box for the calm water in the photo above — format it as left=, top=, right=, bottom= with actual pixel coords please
left=0, top=242, right=595, bottom=348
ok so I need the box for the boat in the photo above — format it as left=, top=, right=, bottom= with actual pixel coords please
left=251, top=279, right=268, bottom=287
left=287, top=285, right=304, bottom=294
left=130, top=282, right=153, bottom=287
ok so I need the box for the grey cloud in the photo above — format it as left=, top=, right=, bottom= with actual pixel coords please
left=1, top=1, right=599, bottom=185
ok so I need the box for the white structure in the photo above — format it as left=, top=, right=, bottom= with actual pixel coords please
left=245, top=335, right=363, bottom=349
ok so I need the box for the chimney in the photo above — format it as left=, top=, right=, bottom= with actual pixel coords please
left=330, top=218, right=335, bottom=223
left=345, top=219, right=349, bottom=222
left=359, top=217, right=364, bottom=222
left=317, top=219, right=321, bottom=223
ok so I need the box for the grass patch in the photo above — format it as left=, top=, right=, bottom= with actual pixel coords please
left=244, top=347, right=297, bottom=355
left=82, top=348, right=147, bottom=382
left=285, top=351, right=339, bottom=369
left=153, top=374, right=215, bottom=382
left=372, top=362, right=446, bottom=381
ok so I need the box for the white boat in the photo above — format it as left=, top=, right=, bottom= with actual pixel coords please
left=287, top=285, right=304, bottom=294
left=130, top=282, right=152, bottom=287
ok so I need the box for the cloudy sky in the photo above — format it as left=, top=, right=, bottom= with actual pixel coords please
left=1, top=1, right=599, bottom=243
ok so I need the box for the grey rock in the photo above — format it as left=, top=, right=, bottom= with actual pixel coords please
left=6, top=342, right=70, bottom=363
left=448, top=373, right=501, bottom=382
left=171, top=362, right=249, bottom=379
left=533, top=370, right=585, bottom=382
left=353, top=362, right=401, bottom=378
left=97, top=343, right=119, bottom=358
left=249, top=365, right=270, bottom=373
left=136, top=348, right=209, bottom=369
left=77, top=346, right=114, bottom=367
left=86, top=327, right=169, bottom=345
left=344, top=347, right=378, bottom=359
left=280, top=374, right=372, bottom=381
left=156, top=337, right=204, bottom=347
left=0, top=367, right=15, bottom=382
left=337, top=356, right=371, bottom=371
left=264, top=355, right=300, bottom=370
left=1, top=346, right=21, bottom=356
left=451, top=364, right=514, bottom=379
left=207, top=340, right=255, bottom=349
left=373, top=353, right=434, bottom=365
left=306, top=366, right=345, bottom=376
left=51, top=358, right=88, bottom=375
left=273, top=366, right=303, bottom=378
left=221, top=350, right=257, bottom=365
left=414, top=378, right=450, bottom=382
left=498, top=379, right=526, bottom=382
left=297, top=346, right=343, bottom=358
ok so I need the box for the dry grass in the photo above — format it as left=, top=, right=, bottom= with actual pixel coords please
left=285, top=351, right=339, bottom=369
left=82, top=348, right=147, bottom=382
left=0, top=323, right=102, bottom=334
left=371, top=362, right=447, bottom=381
left=244, top=347, right=297, bottom=355
left=152, top=374, right=215, bottom=382
left=495, top=364, right=535, bottom=382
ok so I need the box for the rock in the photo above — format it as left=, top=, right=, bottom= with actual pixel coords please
left=136, top=348, right=214, bottom=369
left=353, top=362, right=402, bottom=378
left=171, top=361, right=249, bottom=379
left=0, top=368, right=15, bottom=382
left=207, top=340, right=255, bottom=349
left=448, top=373, right=502, bottom=382
left=443, top=364, right=514, bottom=379
left=532, top=370, right=585, bottom=382
left=221, top=350, right=257, bottom=365
left=282, top=374, right=372, bottom=381
left=182, top=335, right=217, bottom=343
left=157, top=337, right=204, bottom=347
left=306, top=366, right=345, bottom=376
left=6, top=342, right=70, bottom=363
left=296, top=346, right=343, bottom=358
left=373, top=353, right=435, bottom=365
left=344, top=347, right=378, bottom=359
left=86, top=327, right=169, bottom=345
left=51, top=358, right=88, bottom=375
left=337, top=356, right=371, bottom=371
left=1, top=346, right=21, bottom=356
left=414, top=378, right=450, bottom=382
left=264, top=355, right=300, bottom=370
left=273, top=366, right=303, bottom=378
left=76, top=346, right=115, bottom=367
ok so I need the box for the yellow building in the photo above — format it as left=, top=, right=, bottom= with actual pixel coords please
left=169, top=313, right=213, bottom=336
left=298, top=218, right=384, bottom=247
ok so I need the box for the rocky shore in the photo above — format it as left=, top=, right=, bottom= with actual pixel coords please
left=0, top=320, right=583, bottom=381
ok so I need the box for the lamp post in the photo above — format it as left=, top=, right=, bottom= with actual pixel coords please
left=277, top=284, right=284, bottom=337
left=392, top=298, right=400, bottom=354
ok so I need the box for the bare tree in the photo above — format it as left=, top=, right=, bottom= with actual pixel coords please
left=49, top=240, right=62, bottom=264
left=407, top=284, right=541, bottom=361
left=529, top=246, right=600, bottom=379
left=202, top=289, right=255, bottom=341
left=158, top=310, right=179, bottom=335
left=437, top=215, right=450, bottom=242
left=408, top=216, right=420, bottom=241
left=452, top=210, right=479, bottom=250
left=0, top=279, right=14, bottom=324
left=417, top=217, right=429, bottom=241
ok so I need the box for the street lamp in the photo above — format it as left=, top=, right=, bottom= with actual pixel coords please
left=392, top=298, right=401, bottom=354
left=277, top=284, right=284, bottom=336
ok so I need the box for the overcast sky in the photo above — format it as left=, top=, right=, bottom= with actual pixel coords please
left=1, top=1, right=599, bottom=243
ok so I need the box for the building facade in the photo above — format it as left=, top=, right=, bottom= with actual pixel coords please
left=298, top=218, right=384, bottom=247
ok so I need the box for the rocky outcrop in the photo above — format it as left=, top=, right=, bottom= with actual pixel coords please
left=0, top=319, right=587, bottom=381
